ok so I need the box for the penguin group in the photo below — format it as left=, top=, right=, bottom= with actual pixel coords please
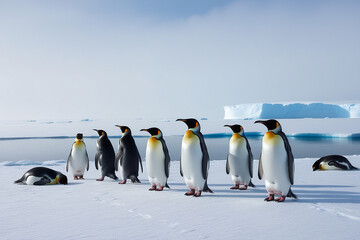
left=14, top=118, right=309, bottom=202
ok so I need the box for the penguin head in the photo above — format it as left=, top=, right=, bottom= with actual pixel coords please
left=140, top=127, right=163, bottom=138
left=58, top=173, right=68, bottom=185
left=224, top=124, right=244, bottom=136
left=176, top=118, right=200, bottom=132
left=115, top=125, right=131, bottom=135
left=254, top=119, right=282, bottom=133
left=312, top=159, right=322, bottom=171
left=93, top=129, right=107, bottom=136
left=76, top=133, right=83, bottom=141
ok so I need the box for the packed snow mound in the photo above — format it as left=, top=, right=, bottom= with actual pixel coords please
left=224, top=102, right=360, bottom=120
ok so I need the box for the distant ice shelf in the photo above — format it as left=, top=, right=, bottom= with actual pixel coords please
left=224, top=102, right=360, bottom=120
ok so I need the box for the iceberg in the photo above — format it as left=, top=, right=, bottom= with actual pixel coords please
left=224, top=102, right=360, bottom=120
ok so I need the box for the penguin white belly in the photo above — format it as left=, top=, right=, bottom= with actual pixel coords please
left=25, top=176, right=42, bottom=185
left=320, top=161, right=347, bottom=170
left=70, top=142, right=87, bottom=176
left=146, top=138, right=167, bottom=186
left=181, top=131, right=205, bottom=191
left=228, top=137, right=250, bottom=184
left=261, top=133, right=290, bottom=196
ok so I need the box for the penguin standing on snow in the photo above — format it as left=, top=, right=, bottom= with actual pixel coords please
left=115, top=125, right=143, bottom=184
left=224, top=124, right=255, bottom=190
left=255, top=119, right=297, bottom=202
left=93, top=129, right=118, bottom=181
left=66, top=133, right=89, bottom=180
left=313, top=155, right=358, bottom=171
left=14, top=167, right=68, bottom=185
left=141, top=127, right=170, bottom=191
left=177, top=118, right=213, bottom=197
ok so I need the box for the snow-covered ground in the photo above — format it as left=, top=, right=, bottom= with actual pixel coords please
left=1, top=157, right=359, bottom=240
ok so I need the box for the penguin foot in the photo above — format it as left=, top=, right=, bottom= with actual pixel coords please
left=79, top=176, right=84, bottom=180
left=119, top=180, right=126, bottom=184
left=74, top=176, right=79, bottom=180
left=194, top=191, right=202, bottom=197
left=185, top=189, right=195, bottom=196
left=275, top=196, right=286, bottom=202
left=96, top=176, right=104, bottom=181
left=230, top=185, right=239, bottom=189
left=149, top=185, right=156, bottom=191
left=155, top=186, right=164, bottom=191
left=264, top=194, right=275, bottom=201
left=239, top=185, right=248, bottom=190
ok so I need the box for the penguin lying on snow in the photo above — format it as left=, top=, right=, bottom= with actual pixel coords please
left=115, top=125, right=143, bottom=184
left=224, top=124, right=255, bottom=190
left=141, top=127, right=170, bottom=191
left=177, top=118, right=213, bottom=197
left=66, top=133, right=89, bottom=180
left=313, top=155, right=358, bottom=171
left=255, top=119, right=297, bottom=202
left=14, top=167, right=68, bottom=185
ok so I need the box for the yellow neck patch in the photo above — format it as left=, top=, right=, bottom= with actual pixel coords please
left=185, top=130, right=195, bottom=138
left=232, top=133, right=241, bottom=139
left=264, top=131, right=276, bottom=139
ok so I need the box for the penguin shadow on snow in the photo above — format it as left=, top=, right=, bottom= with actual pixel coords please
left=292, top=185, right=360, bottom=204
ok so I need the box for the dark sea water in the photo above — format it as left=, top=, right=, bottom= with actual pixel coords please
left=0, top=134, right=359, bottom=163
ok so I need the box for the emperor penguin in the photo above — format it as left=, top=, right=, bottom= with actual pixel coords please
left=14, top=167, right=68, bottom=185
left=224, top=124, right=255, bottom=190
left=93, top=129, right=118, bottom=181
left=115, top=125, right=143, bottom=184
left=177, top=118, right=213, bottom=197
left=313, top=155, right=358, bottom=171
left=255, top=119, right=297, bottom=202
left=66, top=133, right=89, bottom=180
left=141, top=127, right=170, bottom=191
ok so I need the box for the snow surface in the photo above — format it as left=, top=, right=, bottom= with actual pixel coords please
left=224, top=102, right=360, bottom=120
left=1, top=157, right=360, bottom=240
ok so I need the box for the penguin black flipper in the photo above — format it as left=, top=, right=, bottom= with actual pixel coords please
left=66, top=145, right=73, bottom=172
left=180, top=156, right=183, bottom=177
left=95, top=151, right=101, bottom=170
left=258, top=154, right=263, bottom=180
left=245, top=137, right=254, bottom=178
left=115, top=145, right=124, bottom=171
left=33, top=176, right=51, bottom=185
left=279, top=132, right=294, bottom=185
left=135, top=146, right=143, bottom=173
left=194, top=131, right=210, bottom=179
left=160, top=138, right=171, bottom=178
left=85, top=149, right=90, bottom=171
left=226, top=154, right=230, bottom=174
left=328, top=161, right=348, bottom=170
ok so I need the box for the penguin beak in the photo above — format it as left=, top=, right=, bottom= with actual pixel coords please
left=176, top=119, right=185, bottom=122
left=224, top=125, right=231, bottom=128
left=140, top=129, right=148, bottom=132
left=254, top=120, right=264, bottom=125
left=93, top=129, right=98, bottom=132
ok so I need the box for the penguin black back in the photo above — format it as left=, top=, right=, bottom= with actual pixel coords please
left=94, top=129, right=118, bottom=180
left=115, top=125, right=143, bottom=183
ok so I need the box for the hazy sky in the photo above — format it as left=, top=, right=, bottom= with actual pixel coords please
left=1, top=0, right=359, bottom=121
